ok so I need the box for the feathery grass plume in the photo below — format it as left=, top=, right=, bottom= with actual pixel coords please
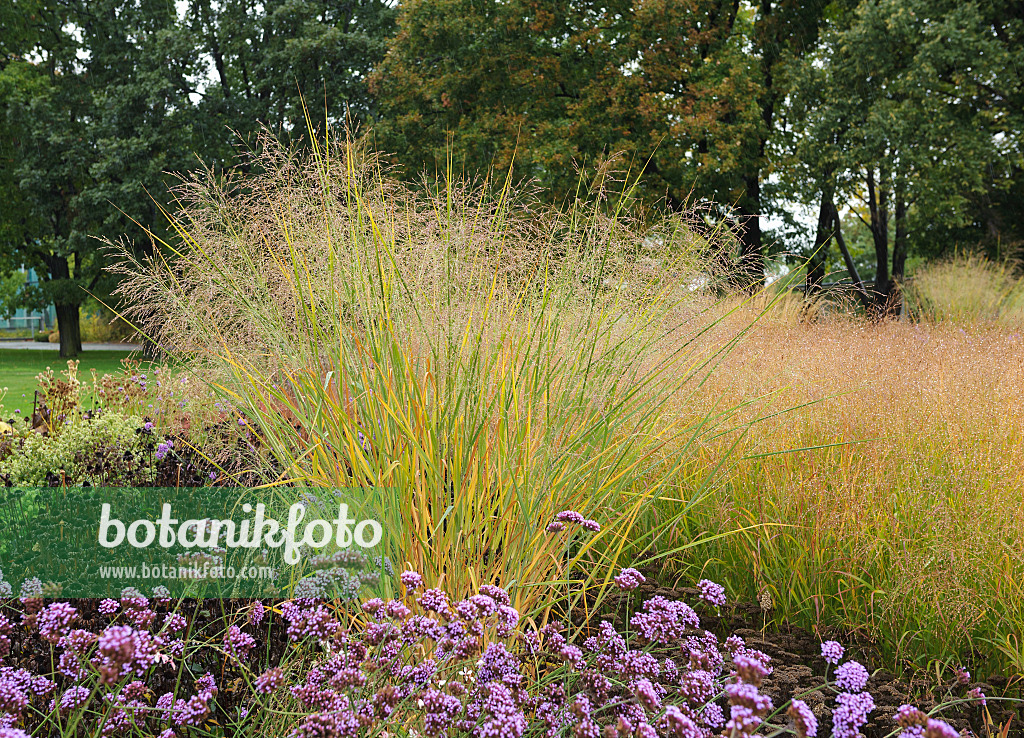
left=906, top=253, right=1024, bottom=327
left=108, top=125, right=764, bottom=619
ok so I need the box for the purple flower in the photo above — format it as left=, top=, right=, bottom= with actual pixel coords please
left=58, top=685, right=91, bottom=713
left=496, top=605, right=519, bottom=637
left=162, top=613, right=187, bottom=634
left=894, top=704, right=928, bottom=729
left=555, top=510, right=584, bottom=524
left=787, top=699, right=818, bottom=738
left=679, top=669, right=716, bottom=704
left=733, top=653, right=770, bottom=686
left=0, top=668, right=31, bottom=716
left=925, top=719, right=959, bottom=738
left=400, top=570, right=423, bottom=595
left=954, top=666, right=970, bottom=685
left=38, top=602, right=76, bottom=643
left=700, top=703, right=725, bottom=729
left=422, top=688, right=463, bottom=736
left=698, top=578, right=726, bottom=607
left=832, top=691, right=875, bottom=738
left=659, top=705, right=700, bottom=738
left=580, top=519, right=600, bottom=532
left=633, top=678, right=661, bottom=712
left=223, top=625, right=255, bottom=661
left=629, top=595, right=700, bottom=643
left=255, top=666, right=285, bottom=694
left=614, top=567, right=646, bottom=591
left=474, top=682, right=527, bottom=738
left=725, top=705, right=761, bottom=735
left=834, top=660, right=870, bottom=692
left=479, top=585, right=510, bottom=605
left=477, top=642, right=522, bottom=687
left=968, top=687, right=986, bottom=706
left=249, top=601, right=265, bottom=627
left=281, top=601, right=339, bottom=641
left=417, top=589, right=451, bottom=614
left=385, top=599, right=413, bottom=620
left=725, top=681, right=773, bottom=715
left=820, top=640, right=844, bottom=665
left=545, top=521, right=565, bottom=533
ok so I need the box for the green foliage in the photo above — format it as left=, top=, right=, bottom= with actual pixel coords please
left=0, top=0, right=396, bottom=357
left=370, top=0, right=827, bottom=266
left=778, top=0, right=1023, bottom=298
left=0, top=410, right=159, bottom=486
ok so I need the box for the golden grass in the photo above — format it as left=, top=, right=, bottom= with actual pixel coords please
left=664, top=300, right=1024, bottom=676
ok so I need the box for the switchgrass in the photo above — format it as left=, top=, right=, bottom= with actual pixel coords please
left=662, top=301, right=1024, bottom=678
left=906, top=253, right=1024, bottom=327
left=110, top=130, right=747, bottom=621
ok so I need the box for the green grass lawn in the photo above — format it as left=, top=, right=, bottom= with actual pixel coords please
left=0, top=348, right=145, bottom=417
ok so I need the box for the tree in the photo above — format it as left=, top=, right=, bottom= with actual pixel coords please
left=184, top=0, right=396, bottom=151
left=0, top=0, right=203, bottom=356
left=369, top=0, right=832, bottom=285
left=779, top=0, right=1021, bottom=313
left=0, top=0, right=396, bottom=357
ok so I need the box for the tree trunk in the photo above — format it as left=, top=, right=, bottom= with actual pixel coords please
left=866, top=168, right=891, bottom=310
left=807, top=182, right=834, bottom=293
left=736, top=174, right=763, bottom=291
left=828, top=198, right=870, bottom=308
left=55, top=302, right=82, bottom=358
left=888, top=184, right=909, bottom=318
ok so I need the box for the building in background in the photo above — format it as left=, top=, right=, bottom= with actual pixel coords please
left=0, top=268, right=56, bottom=335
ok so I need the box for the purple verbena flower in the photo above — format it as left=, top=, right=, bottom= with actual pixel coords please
left=834, top=661, right=870, bottom=692
left=633, top=678, right=661, bottom=712
left=820, top=640, right=844, bottom=665
left=954, top=666, right=970, bottom=686
left=925, top=719, right=959, bottom=738
left=787, top=699, right=818, bottom=738
left=831, top=691, right=875, bottom=738
left=223, top=625, right=255, bottom=661
left=733, top=653, right=770, bottom=687
left=614, top=567, right=646, bottom=591
left=697, top=578, right=726, bottom=607
left=249, top=601, right=265, bottom=627
left=38, top=602, right=76, bottom=643
left=629, top=596, right=700, bottom=643
left=255, top=666, right=285, bottom=694
left=400, top=570, right=423, bottom=595
left=58, top=685, right=90, bottom=713
left=659, top=705, right=700, bottom=738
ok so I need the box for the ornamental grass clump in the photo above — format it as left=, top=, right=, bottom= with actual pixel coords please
left=110, top=127, right=739, bottom=615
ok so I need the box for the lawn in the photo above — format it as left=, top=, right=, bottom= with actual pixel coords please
left=0, top=348, right=148, bottom=417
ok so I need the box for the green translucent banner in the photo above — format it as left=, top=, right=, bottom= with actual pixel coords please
left=0, top=487, right=393, bottom=599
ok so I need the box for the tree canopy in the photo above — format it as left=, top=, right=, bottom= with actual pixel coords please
left=1, top=0, right=1020, bottom=346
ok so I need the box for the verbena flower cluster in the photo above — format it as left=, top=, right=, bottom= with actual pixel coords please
left=0, top=565, right=984, bottom=738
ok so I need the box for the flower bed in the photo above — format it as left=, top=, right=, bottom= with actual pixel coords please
left=0, top=562, right=1000, bottom=738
